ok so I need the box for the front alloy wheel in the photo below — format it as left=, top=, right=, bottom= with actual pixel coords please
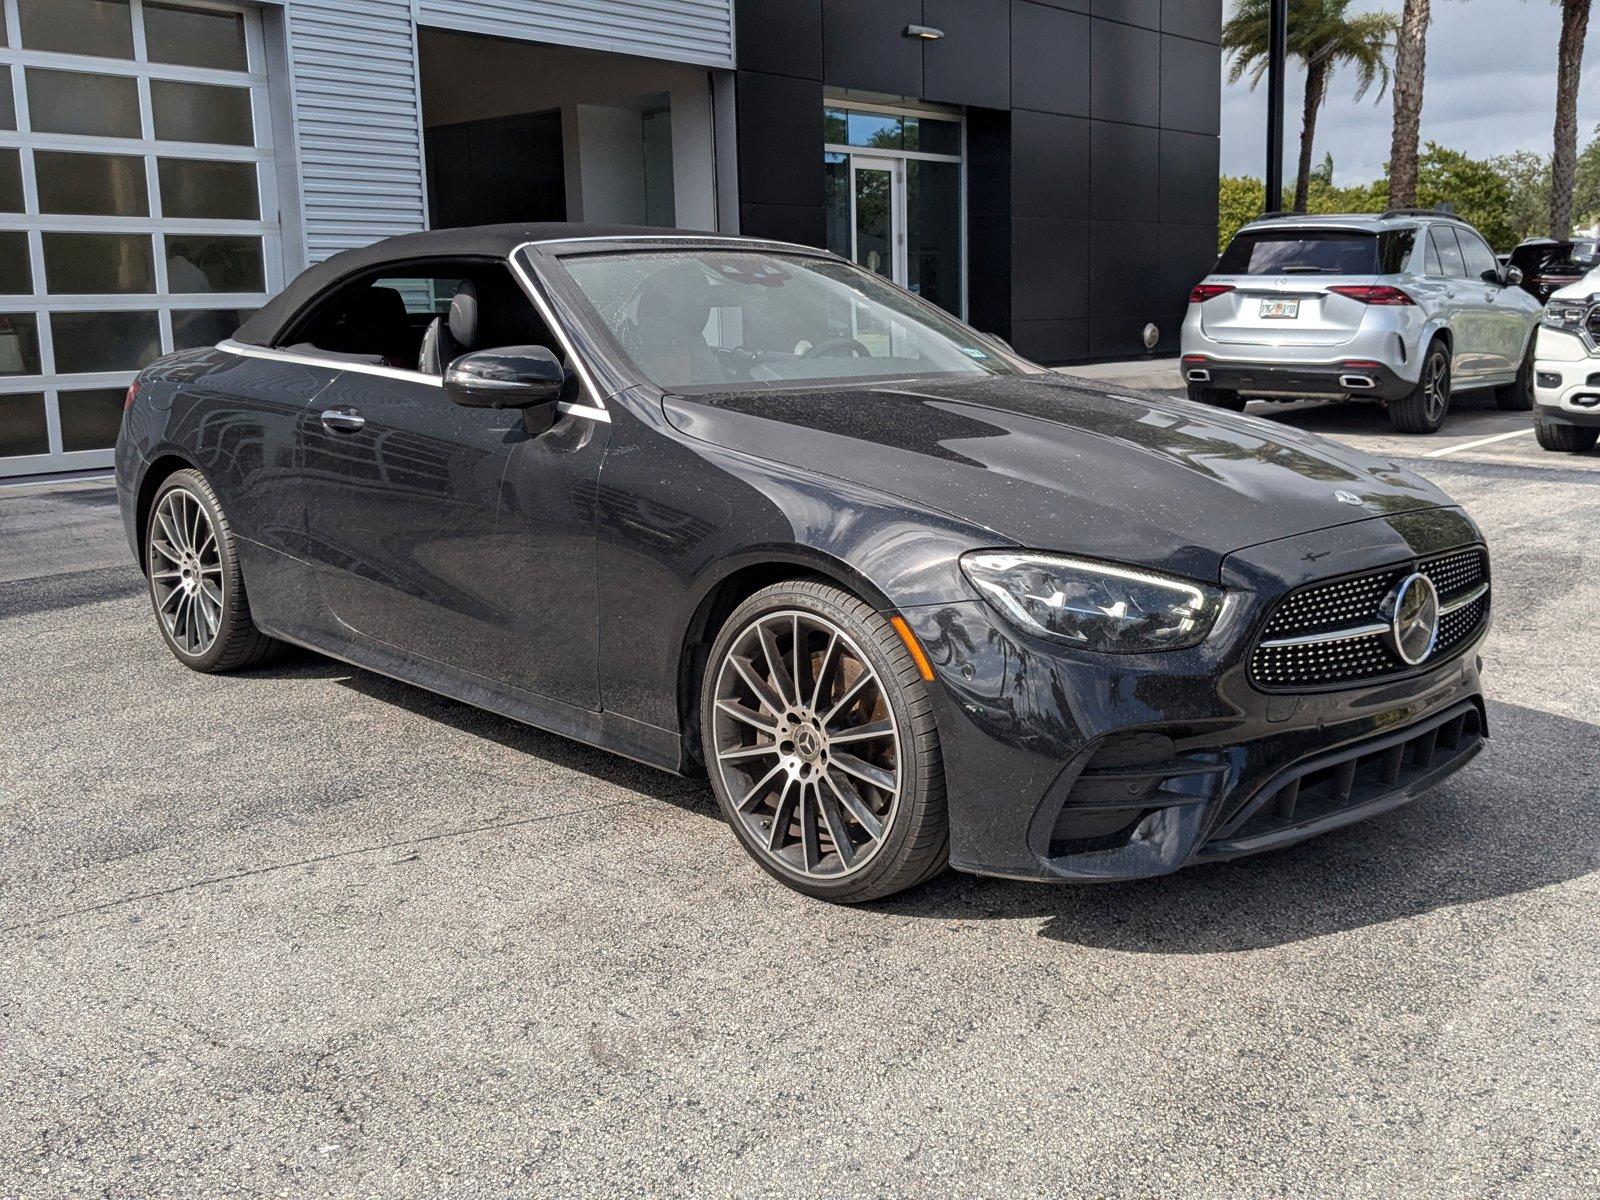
left=702, top=581, right=947, bottom=902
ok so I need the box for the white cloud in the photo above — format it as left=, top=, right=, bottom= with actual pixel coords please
left=1220, top=0, right=1600, bottom=184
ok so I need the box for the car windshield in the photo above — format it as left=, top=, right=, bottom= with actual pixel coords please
left=554, top=249, right=1029, bottom=391
left=1216, top=229, right=1402, bottom=276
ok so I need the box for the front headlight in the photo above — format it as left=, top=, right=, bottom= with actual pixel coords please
left=960, top=551, right=1225, bottom=653
left=1543, top=299, right=1590, bottom=332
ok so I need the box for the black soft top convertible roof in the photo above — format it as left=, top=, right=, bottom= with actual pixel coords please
left=231, top=222, right=724, bottom=348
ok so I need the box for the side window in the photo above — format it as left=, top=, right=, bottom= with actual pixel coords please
left=1422, top=232, right=1443, bottom=276
left=1431, top=228, right=1467, bottom=278
left=1458, top=232, right=1500, bottom=282
left=289, top=263, right=553, bottom=375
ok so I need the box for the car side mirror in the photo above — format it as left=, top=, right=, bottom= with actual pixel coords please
left=445, top=345, right=565, bottom=409
left=1503, top=265, right=1524, bottom=287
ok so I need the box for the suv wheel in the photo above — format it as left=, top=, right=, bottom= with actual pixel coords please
left=1535, top=420, right=1599, bottom=453
left=700, top=580, right=948, bottom=903
left=1389, top=340, right=1451, bottom=434
left=1186, top=381, right=1246, bottom=412
left=1495, top=340, right=1536, bottom=411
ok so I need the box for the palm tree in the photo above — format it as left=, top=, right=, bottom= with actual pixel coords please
left=1550, top=0, right=1593, bottom=238
left=1224, top=0, right=1401, bottom=212
left=1387, top=0, right=1431, bottom=208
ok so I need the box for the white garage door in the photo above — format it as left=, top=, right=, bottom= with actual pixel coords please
left=0, top=0, right=284, bottom=479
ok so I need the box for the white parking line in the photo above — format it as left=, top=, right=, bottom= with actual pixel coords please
left=1422, top=428, right=1535, bottom=458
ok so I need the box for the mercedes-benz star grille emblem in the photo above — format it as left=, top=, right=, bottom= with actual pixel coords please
left=1382, top=572, right=1441, bottom=666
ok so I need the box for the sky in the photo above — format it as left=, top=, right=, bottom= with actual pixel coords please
left=1219, top=0, right=1600, bottom=185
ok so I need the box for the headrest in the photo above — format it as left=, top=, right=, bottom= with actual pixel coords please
left=339, top=286, right=410, bottom=360
left=634, top=263, right=714, bottom=344
left=448, top=273, right=541, bottom=351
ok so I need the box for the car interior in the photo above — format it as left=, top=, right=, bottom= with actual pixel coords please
left=283, top=263, right=563, bottom=378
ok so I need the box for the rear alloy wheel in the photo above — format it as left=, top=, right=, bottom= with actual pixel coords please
left=701, top=581, right=947, bottom=903
left=1495, top=339, right=1536, bottom=411
left=1389, top=340, right=1451, bottom=434
left=1186, top=381, right=1247, bottom=412
left=1535, top=420, right=1599, bottom=452
left=146, top=469, right=281, bottom=672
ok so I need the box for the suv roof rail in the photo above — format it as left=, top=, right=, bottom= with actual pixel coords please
left=1381, top=206, right=1469, bottom=224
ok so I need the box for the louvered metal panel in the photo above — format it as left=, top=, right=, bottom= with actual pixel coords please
left=283, top=0, right=429, bottom=262
left=414, top=0, right=734, bottom=68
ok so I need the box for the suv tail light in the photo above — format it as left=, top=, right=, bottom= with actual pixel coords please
left=1327, top=285, right=1416, bottom=306
left=1189, top=283, right=1235, bottom=304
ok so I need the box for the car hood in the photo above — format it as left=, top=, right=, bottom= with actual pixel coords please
left=1547, top=266, right=1600, bottom=301
left=660, top=372, right=1451, bottom=583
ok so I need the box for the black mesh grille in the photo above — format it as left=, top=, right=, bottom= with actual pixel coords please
left=1249, top=545, right=1489, bottom=691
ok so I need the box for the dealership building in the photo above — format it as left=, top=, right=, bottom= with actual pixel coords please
left=0, top=0, right=1220, bottom=479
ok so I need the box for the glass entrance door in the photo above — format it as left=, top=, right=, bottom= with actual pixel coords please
left=823, top=104, right=965, bottom=316
left=849, top=155, right=903, bottom=282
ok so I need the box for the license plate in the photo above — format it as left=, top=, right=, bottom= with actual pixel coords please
left=1260, top=298, right=1300, bottom=319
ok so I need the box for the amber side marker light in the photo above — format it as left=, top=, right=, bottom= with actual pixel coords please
left=890, top=615, right=936, bottom=682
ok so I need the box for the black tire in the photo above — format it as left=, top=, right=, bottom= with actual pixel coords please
left=699, top=579, right=947, bottom=903
left=145, top=468, right=282, bottom=673
left=1535, top=420, right=1600, bottom=452
left=1495, top=339, right=1536, bottom=411
left=1389, top=339, right=1452, bottom=434
left=1186, top=381, right=1247, bottom=412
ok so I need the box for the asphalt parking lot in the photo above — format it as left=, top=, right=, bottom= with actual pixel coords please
left=2, top=388, right=1598, bottom=1198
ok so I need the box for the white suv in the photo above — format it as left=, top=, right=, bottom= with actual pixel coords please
left=1180, top=211, right=1543, bottom=434
left=1533, top=267, right=1600, bottom=453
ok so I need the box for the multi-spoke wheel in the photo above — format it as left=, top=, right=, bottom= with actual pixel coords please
left=1390, top=338, right=1452, bottom=434
left=701, top=580, right=947, bottom=902
left=144, top=469, right=280, bottom=672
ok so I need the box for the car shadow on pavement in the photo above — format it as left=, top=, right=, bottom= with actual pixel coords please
left=327, top=662, right=713, bottom=806
left=879, top=699, right=1599, bottom=953
left=1244, top=387, right=1506, bottom=436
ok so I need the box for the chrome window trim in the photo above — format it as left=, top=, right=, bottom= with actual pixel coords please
left=505, top=245, right=607, bottom=412
left=214, top=339, right=611, bottom=424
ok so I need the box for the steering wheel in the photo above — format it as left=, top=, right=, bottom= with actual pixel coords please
left=802, top=337, right=872, bottom=360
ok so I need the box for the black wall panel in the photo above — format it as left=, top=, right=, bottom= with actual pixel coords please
left=922, top=0, right=1011, bottom=109
left=1011, top=109, right=1089, bottom=219
left=1013, top=216, right=1088, bottom=320
left=822, top=0, right=923, bottom=96
left=1011, top=317, right=1087, bottom=361
left=1092, top=0, right=1158, bottom=27
left=1159, top=128, right=1219, bottom=226
left=737, top=0, right=823, bottom=79
left=740, top=202, right=827, bottom=248
left=1158, top=32, right=1221, bottom=136
left=1090, top=17, right=1159, bottom=127
left=1090, top=120, right=1158, bottom=223
left=1012, top=2, right=1090, bottom=116
left=1161, top=0, right=1221, bottom=43
left=736, top=71, right=825, bottom=209
left=1087, top=217, right=1158, bottom=319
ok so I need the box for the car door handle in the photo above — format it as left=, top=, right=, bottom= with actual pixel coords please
left=320, top=407, right=365, bottom=433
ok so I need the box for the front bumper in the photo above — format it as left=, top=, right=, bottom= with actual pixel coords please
left=1534, top=326, right=1600, bottom=422
left=898, top=508, right=1489, bottom=883
left=1183, top=357, right=1414, bottom=401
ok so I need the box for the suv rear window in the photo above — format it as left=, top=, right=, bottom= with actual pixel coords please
left=1216, top=228, right=1415, bottom=276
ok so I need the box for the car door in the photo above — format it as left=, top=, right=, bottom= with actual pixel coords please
left=296, top=363, right=608, bottom=710
left=1456, top=228, right=1529, bottom=377
left=1426, top=227, right=1494, bottom=383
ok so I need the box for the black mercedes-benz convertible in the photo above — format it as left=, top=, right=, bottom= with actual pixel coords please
left=116, top=223, right=1490, bottom=902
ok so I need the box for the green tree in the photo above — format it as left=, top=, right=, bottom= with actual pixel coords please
left=1574, top=125, right=1600, bottom=227
left=1218, top=175, right=1267, bottom=250
left=1490, top=149, right=1553, bottom=242
left=1310, top=150, right=1336, bottom=186
left=1409, top=142, right=1517, bottom=249
left=1224, top=0, right=1400, bottom=212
